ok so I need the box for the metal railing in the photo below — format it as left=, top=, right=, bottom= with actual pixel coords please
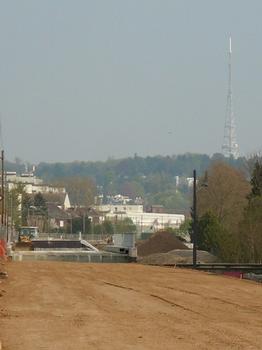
left=37, top=232, right=111, bottom=242
left=37, top=231, right=155, bottom=242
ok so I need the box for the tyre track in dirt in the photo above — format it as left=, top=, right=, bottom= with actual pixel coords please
left=1, top=261, right=262, bottom=350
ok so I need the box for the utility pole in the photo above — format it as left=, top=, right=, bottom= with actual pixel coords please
left=9, top=194, right=13, bottom=243
left=192, top=169, right=197, bottom=268
left=83, top=212, right=85, bottom=235
left=1, top=150, right=4, bottom=226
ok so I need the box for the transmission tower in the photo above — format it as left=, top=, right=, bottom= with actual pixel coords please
left=222, top=37, right=239, bottom=158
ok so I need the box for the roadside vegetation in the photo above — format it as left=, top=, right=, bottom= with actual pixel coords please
left=196, top=157, right=262, bottom=263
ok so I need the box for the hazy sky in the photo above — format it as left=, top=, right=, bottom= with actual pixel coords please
left=0, top=0, right=261, bottom=163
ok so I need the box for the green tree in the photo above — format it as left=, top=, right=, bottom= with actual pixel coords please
left=171, top=218, right=191, bottom=240
left=4, top=184, right=30, bottom=228
left=33, top=192, right=47, bottom=214
left=71, top=216, right=91, bottom=234
left=147, top=189, right=189, bottom=211
left=21, top=192, right=33, bottom=226
left=120, top=181, right=145, bottom=199
left=102, top=220, right=114, bottom=235
left=196, top=162, right=250, bottom=262
left=114, top=218, right=136, bottom=234
left=29, top=192, right=48, bottom=232
left=88, top=220, right=114, bottom=236
left=94, top=224, right=102, bottom=235
left=197, top=162, right=249, bottom=234
left=197, top=212, right=240, bottom=262
left=239, top=197, right=262, bottom=262
left=7, top=185, right=24, bottom=229
left=198, top=212, right=221, bottom=253
left=239, top=160, right=262, bottom=262
left=249, top=160, right=262, bottom=197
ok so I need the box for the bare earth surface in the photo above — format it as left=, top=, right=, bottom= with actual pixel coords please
left=0, top=261, right=262, bottom=350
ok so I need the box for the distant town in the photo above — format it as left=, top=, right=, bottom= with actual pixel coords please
left=5, top=167, right=186, bottom=235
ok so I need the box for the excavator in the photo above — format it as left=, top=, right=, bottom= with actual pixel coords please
left=15, top=226, right=39, bottom=251
left=18, top=226, right=39, bottom=242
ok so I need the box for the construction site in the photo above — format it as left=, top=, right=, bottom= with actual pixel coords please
left=0, top=230, right=262, bottom=350
left=1, top=1, right=262, bottom=348
left=1, top=261, right=262, bottom=350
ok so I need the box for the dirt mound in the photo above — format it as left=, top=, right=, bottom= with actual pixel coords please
left=138, top=249, right=217, bottom=265
left=137, top=231, right=188, bottom=257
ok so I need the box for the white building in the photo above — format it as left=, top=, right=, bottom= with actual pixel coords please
left=128, top=212, right=184, bottom=231
left=6, top=172, right=66, bottom=195
left=98, top=204, right=143, bottom=214
left=6, top=172, right=71, bottom=210
left=95, top=204, right=185, bottom=232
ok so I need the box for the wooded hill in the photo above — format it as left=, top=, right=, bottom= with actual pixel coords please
left=6, top=153, right=247, bottom=213
left=34, top=153, right=246, bottom=182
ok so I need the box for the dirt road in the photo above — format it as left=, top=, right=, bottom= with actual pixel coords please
left=0, top=261, right=262, bottom=350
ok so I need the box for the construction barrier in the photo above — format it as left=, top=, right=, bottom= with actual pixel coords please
left=223, top=271, right=243, bottom=279
left=0, top=239, right=6, bottom=259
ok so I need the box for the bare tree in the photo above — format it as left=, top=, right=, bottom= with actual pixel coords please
left=54, top=177, right=97, bottom=207
left=197, top=162, right=250, bottom=234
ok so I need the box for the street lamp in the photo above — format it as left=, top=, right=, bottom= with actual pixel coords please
left=192, top=170, right=208, bottom=268
left=192, top=170, right=197, bottom=268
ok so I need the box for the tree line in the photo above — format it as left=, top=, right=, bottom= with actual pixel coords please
left=21, top=153, right=246, bottom=212
left=34, top=153, right=246, bottom=182
left=4, top=153, right=262, bottom=262
left=195, top=157, right=262, bottom=263
left=5, top=152, right=250, bottom=213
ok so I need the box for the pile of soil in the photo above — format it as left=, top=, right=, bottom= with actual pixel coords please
left=137, top=231, right=188, bottom=257
left=138, top=249, right=217, bottom=265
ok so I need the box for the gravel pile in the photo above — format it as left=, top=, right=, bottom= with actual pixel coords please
left=137, top=231, right=188, bottom=257
left=138, top=249, right=217, bottom=265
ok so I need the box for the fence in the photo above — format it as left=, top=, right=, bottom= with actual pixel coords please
left=37, top=231, right=154, bottom=242
left=37, top=232, right=110, bottom=242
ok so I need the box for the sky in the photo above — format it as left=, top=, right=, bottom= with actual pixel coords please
left=0, top=0, right=261, bottom=163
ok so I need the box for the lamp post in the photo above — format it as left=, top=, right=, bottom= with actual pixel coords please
left=192, top=170, right=208, bottom=268
left=192, top=169, right=197, bottom=268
